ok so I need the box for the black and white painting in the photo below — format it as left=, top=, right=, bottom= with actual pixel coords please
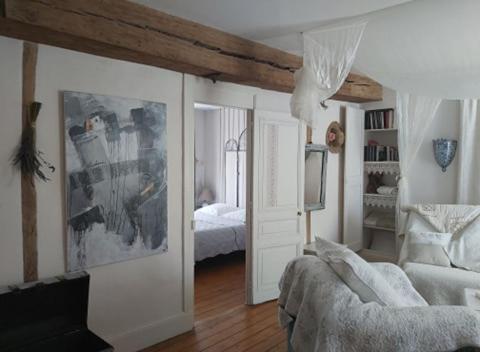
left=64, top=91, right=168, bottom=271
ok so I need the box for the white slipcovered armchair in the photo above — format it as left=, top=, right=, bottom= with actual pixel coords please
left=400, top=204, right=480, bottom=305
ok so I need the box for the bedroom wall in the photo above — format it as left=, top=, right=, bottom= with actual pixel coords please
left=0, top=37, right=189, bottom=352
left=362, top=87, right=460, bottom=205
left=195, top=108, right=222, bottom=203
left=194, top=109, right=206, bottom=197
left=194, top=106, right=247, bottom=206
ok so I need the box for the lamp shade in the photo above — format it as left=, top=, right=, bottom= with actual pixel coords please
left=198, top=188, right=214, bottom=204
left=433, top=139, right=457, bottom=172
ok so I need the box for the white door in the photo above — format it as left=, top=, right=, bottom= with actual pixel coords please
left=343, top=106, right=364, bottom=251
left=247, top=109, right=305, bottom=304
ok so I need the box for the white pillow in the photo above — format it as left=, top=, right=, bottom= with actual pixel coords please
left=370, top=263, right=428, bottom=307
left=196, top=203, right=238, bottom=217
left=315, top=237, right=348, bottom=259
left=316, top=238, right=407, bottom=306
left=401, top=231, right=452, bottom=267
left=221, top=209, right=246, bottom=223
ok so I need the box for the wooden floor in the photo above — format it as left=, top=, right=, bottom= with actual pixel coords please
left=142, top=252, right=287, bottom=352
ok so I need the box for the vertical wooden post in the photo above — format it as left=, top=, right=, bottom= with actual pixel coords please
left=305, top=126, right=313, bottom=244
left=21, top=41, right=38, bottom=282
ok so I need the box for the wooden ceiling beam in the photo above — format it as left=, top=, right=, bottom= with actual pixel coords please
left=0, top=0, right=382, bottom=102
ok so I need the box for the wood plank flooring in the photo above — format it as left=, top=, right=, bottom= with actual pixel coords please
left=142, top=252, right=287, bottom=352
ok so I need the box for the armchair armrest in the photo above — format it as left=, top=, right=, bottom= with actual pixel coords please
left=329, top=305, right=480, bottom=352
left=370, top=262, right=428, bottom=306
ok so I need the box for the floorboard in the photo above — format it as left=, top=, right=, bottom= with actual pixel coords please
left=141, top=252, right=287, bottom=352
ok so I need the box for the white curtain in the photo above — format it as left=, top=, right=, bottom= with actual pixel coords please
left=457, top=100, right=480, bottom=204
left=290, top=22, right=366, bottom=126
left=396, top=93, right=441, bottom=233
left=220, top=107, right=247, bottom=208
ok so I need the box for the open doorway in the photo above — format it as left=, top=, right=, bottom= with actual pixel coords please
left=193, top=102, right=251, bottom=322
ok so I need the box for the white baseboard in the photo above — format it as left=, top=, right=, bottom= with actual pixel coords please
left=106, top=312, right=194, bottom=352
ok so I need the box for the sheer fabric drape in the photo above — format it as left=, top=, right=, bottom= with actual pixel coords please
left=290, top=22, right=366, bottom=126
left=396, top=93, right=441, bottom=233
left=457, top=100, right=480, bottom=204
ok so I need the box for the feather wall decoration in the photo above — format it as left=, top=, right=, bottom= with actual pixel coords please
left=12, top=102, right=55, bottom=182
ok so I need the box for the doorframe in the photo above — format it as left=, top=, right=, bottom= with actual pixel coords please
left=182, top=75, right=296, bottom=318
left=182, top=75, right=256, bottom=321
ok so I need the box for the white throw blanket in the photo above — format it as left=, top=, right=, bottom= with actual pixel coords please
left=279, top=256, right=480, bottom=352
left=403, top=204, right=480, bottom=235
left=404, top=204, right=480, bottom=272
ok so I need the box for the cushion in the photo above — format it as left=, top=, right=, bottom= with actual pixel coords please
left=196, top=203, right=238, bottom=217
left=401, top=231, right=452, bottom=267
left=221, top=209, right=246, bottom=223
left=370, top=263, right=428, bottom=306
left=314, top=236, right=347, bottom=258
left=316, top=238, right=409, bottom=307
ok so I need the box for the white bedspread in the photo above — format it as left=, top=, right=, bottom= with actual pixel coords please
left=194, top=211, right=245, bottom=261
left=279, top=256, right=480, bottom=352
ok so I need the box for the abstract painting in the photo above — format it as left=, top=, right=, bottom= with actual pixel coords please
left=64, top=91, right=168, bottom=271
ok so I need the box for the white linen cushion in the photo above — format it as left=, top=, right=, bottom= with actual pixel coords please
left=401, top=231, right=452, bottom=267
left=314, top=236, right=347, bottom=258
left=221, top=209, right=246, bottom=223
left=196, top=203, right=238, bottom=217
left=315, top=238, right=411, bottom=307
left=399, top=212, right=437, bottom=265
left=370, top=263, right=428, bottom=306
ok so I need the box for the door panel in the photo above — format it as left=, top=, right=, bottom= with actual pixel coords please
left=247, top=109, right=305, bottom=304
left=343, top=107, right=365, bottom=251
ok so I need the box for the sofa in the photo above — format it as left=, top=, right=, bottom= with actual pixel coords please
left=279, top=237, right=480, bottom=352
left=400, top=205, right=480, bottom=305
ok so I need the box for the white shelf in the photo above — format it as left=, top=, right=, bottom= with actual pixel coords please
left=365, top=128, right=398, bottom=132
left=363, top=224, right=395, bottom=232
left=364, top=161, right=400, bottom=175
left=363, top=193, right=397, bottom=209
left=358, top=249, right=396, bottom=263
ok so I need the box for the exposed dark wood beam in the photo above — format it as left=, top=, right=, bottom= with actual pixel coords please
left=0, top=0, right=382, bottom=102
left=21, top=41, right=38, bottom=282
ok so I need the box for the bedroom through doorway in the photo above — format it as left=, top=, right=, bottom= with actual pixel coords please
left=193, top=102, right=251, bottom=322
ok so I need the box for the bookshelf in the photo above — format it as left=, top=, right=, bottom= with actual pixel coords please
left=362, top=108, right=399, bottom=261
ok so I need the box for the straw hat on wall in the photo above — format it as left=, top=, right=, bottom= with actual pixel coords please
left=325, top=121, right=345, bottom=153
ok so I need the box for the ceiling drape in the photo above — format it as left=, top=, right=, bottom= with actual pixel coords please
left=457, top=100, right=480, bottom=204
left=290, top=22, right=366, bottom=127
left=396, top=93, right=441, bottom=234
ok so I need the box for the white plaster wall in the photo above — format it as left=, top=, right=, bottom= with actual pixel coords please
left=409, top=99, right=459, bottom=204
left=203, top=109, right=222, bottom=201
left=194, top=108, right=223, bottom=202
left=0, top=37, right=23, bottom=286
left=194, top=109, right=206, bottom=197
left=0, top=39, right=190, bottom=352
left=0, top=34, right=374, bottom=350
left=309, top=101, right=348, bottom=243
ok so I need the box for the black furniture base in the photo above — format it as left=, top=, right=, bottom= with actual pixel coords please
left=0, top=272, right=113, bottom=352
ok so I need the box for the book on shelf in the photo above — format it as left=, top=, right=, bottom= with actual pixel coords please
left=365, top=109, right=394, bottom=130
left=364, top=145, right=399, bottom=162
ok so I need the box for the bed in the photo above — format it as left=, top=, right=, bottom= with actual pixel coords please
left=194, top=204, right=246, bottom=262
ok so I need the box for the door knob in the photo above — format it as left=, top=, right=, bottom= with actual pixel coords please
left=297, top=211, right=302, bottom=216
